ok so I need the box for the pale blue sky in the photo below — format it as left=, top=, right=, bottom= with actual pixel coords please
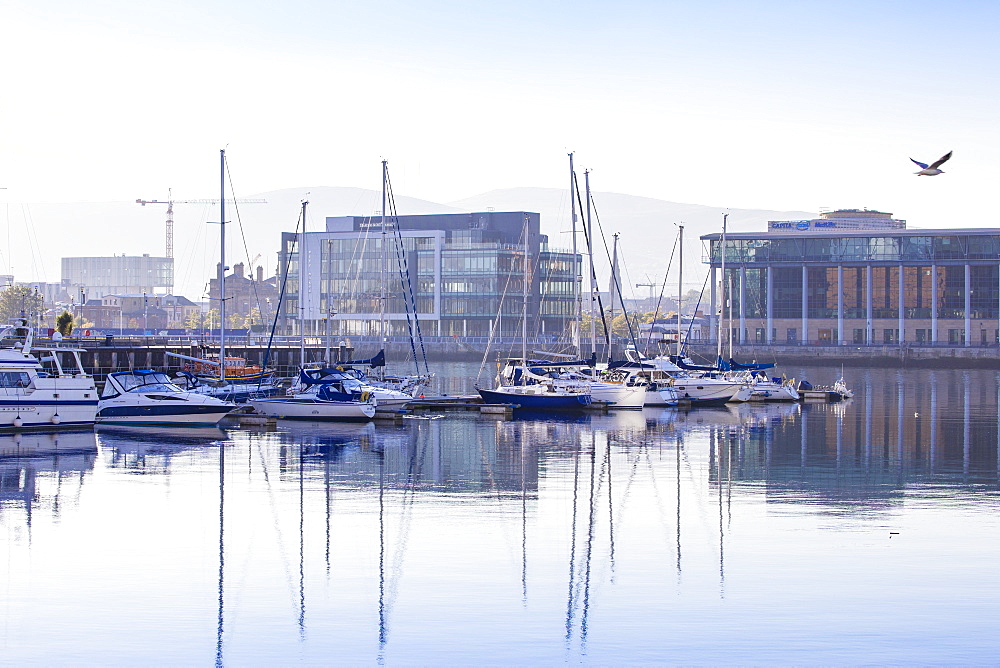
left=2, top=0, right=999, bottom=287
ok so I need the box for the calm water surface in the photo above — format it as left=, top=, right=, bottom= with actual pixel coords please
left=2, top=365, right=1000, bottom=665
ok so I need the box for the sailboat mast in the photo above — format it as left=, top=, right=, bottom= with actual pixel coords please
left=677, top=224, right=684, bottom=357
left=380, top=160, right=388, bottom=357
left=717, top=213, right=728, bottom=362
left=585, top=170, right=597, bottom=357
left=219, top=149, right=226, bottom=384
left=299, top=199, right=308, bottom=367
left=569, top=152, right=580, bottom=357
left=522, top=215, right=529, bottom=384
left=609, top=233, right=619, bottom=360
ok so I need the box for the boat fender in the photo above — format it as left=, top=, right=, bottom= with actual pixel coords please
left=51, top=414, right=61, bottom=425
left=361, top=391, right=372, bottom=402
left=13, top=416, right=23, bottom=428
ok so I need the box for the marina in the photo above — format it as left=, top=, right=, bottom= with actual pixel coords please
left=3, top=364, right=1000, bottom=664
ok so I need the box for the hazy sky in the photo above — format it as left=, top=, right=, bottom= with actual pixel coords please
left=2, top=1, right=999, bottom=291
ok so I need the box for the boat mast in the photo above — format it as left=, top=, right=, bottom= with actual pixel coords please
left=717, top=213, right=728, bottom=362
left=609, top=232, right=619, bottom=360
left=299, top=199, right=308, bottom=367
left=219, top=149, right=227, bottom=384
left=522, top=214, right=529, bottom=385
left=677, top=224, right=684, bottom=357
left=569, top=152, right=580, bottom=357
left=585, top=170, right=597, bottom=357
left=380, top=159, right=388, bottom=380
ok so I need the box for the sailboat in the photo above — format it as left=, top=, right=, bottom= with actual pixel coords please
left=249, top=199, right=377, bottom=421
left=167, top=149, right=281, bottom=403
left=478, top=214, right=592, bottom=411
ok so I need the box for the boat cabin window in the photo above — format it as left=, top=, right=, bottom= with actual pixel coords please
left=0, top=371, right=31, bottom=388
left=116, top=372, right=181, bottom=393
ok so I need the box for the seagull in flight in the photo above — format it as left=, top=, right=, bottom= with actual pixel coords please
left=910, top=151, right=952, bottom=176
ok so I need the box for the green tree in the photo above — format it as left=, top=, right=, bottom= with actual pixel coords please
left=0, top=285, right=43, bottom=324
left=55, top=310, right=75, bottom=336
left=184, top=309, right=206, bottom=330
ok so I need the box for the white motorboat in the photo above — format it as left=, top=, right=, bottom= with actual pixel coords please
left=96, top=370, right=236, bottom=426
left=0, top=319, right=98, bottom=429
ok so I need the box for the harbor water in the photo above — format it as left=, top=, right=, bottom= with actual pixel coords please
left=2, top=365, right=1000, bottom=665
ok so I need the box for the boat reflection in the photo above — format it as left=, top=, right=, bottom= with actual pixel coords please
left=0, top=430, right=98, bottom=531
left=96, top=424, right=227, bottom=474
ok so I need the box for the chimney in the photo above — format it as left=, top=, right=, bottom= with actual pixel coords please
left=234, top=262, right=245, bottom=278
left=256, top=266, right=263, bottom=283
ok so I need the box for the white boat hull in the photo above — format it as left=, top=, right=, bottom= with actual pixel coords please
left=249, top=397, right=376, bottom=420
left=669, top=379, right=745, bottom=404
left=0, top=379, right=98, bottom=429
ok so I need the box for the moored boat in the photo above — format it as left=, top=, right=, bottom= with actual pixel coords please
left=96, top=370, right=236, bottom=426
left=0, top=319, right=98, bottom=429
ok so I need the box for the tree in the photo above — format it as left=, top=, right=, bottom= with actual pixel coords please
left=0, top=285, right=43, bottom=324
left=56, top=310, right=74, bottom=337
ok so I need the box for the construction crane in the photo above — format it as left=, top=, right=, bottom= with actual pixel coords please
left=636, top=282, right=659, bottom=300
left=136, top=188, right=266, bottom=259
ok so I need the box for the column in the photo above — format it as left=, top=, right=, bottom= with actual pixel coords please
left=739, top=267, right=747, bottom=344
left=965, top=263, right=972, bottom=347
left=766, top=267, right=773, bottom=344
left=801, top=265, right=808, bottom=345
left=837, top=265, right=844, bottom=346
left=898, top=264, right=905, bottom=344
left=865, top=265, right=873, bottom=344
left=931, top=264, right=938, bottom=344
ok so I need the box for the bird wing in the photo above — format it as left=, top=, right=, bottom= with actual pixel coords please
left=910, top=158, right=929, bottom=169
left=929, top=151, right=952, bottom=169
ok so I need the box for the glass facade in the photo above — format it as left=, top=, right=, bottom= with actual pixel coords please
left=704, top=229, right=1000, bottom=346
left=279, top=212, right=580, bottom=338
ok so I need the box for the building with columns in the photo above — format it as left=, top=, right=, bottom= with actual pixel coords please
left=702, top=209, right=1000, bottom=347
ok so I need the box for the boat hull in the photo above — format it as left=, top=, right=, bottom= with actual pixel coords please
left=95, top=404, right=235, bottom=426
left=0, top=399, right=99, bottom=429
left=249, top=397, right=376, bottom=421
left=669, top=380, right=744, bottom=405
left=478, top=388, right=592, bottom=410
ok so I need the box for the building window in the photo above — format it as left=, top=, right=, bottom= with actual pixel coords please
left=786, top=328, right=797, bottom=343
left=853, top=328, right=866, bottom=344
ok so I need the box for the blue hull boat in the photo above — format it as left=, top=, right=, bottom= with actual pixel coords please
left=478, top=387, right=592, bottom=411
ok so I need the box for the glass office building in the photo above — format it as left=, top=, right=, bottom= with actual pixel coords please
left=279, top=211, right=580, bottom=338
left=702, top=210, right=1000, bottom=347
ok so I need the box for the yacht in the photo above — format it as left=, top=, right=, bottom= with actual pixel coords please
left=96, top=370, right=236, bottom=426
left=0, top=319, right=98, bottom=429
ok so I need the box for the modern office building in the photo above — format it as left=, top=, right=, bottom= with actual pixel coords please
left=278, top=211, right=580, bottom=338
left=702, top=209, right=1000, bottom=347
left=62, top=255, right=174, bottom=301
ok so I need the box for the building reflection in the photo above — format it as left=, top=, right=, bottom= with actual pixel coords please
left=708, top=370, right=1000, bottom=504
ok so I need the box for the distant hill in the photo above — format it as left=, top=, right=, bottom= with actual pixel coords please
left=6, top=186, right=814, bottom=301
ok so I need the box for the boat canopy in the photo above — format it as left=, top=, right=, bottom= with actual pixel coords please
left=335, top=350, right=386, bottom=368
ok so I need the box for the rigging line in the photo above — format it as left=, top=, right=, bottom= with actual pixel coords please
left=571, top=171, right=611, bottom=355
left=261, top=206, right=304, bottom=375
left=642, top=233, right=679, bottom=356
left=588, top=194, right=642, bottom=355
left=224, top=155, right=266, bottom=326
left=681, top=272, right=711, bottom=360
left=384, top=171, right=430, bottom=374
left=475, top=236, right=521, bottom=386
